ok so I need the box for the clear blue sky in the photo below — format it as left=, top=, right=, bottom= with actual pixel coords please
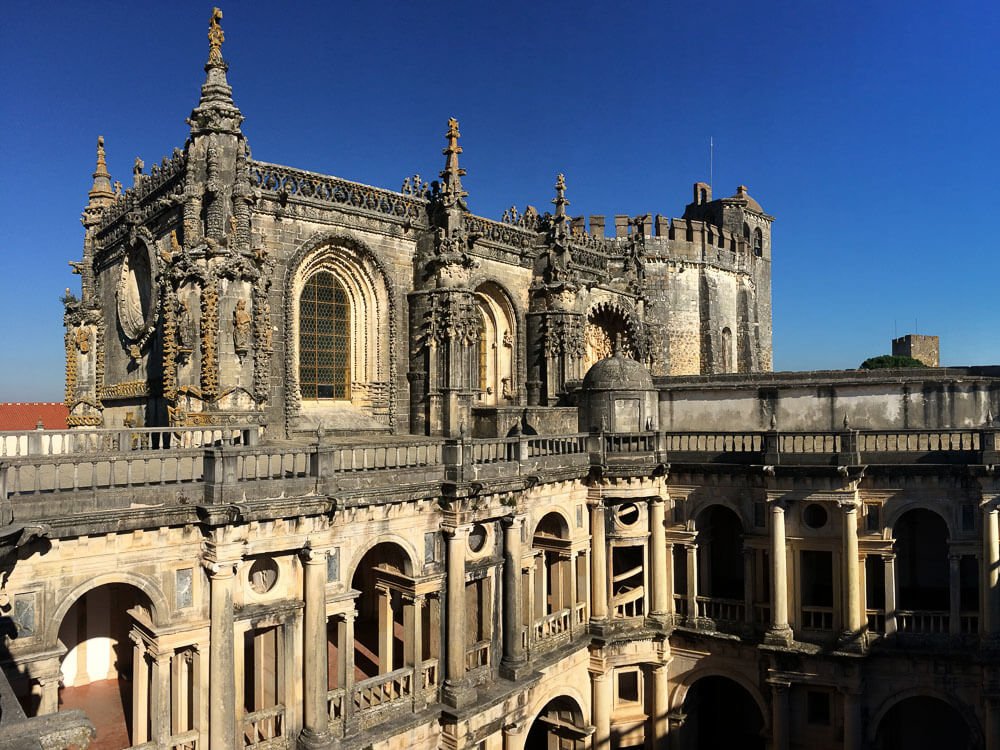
left=1, top=1, right=997, bottom=400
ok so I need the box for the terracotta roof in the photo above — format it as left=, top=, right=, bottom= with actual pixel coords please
left=0, top=402, right=69, bottom=431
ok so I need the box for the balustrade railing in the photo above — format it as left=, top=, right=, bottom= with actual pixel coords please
left=0, top=425, right=255, bottom=458
left=778, top=432, right=840, bottom=454
left=856, top=430, right=980, bottom=453
left=660, top=431, right=762, bottom=453
left=753, top=602, right=771, bottom=626
left=242, top=705, right=284, bottom=748
left=327, top=687, right=345, bottom=722
left=960, top=612, right=979, bottom=634
left=6, top=450, right=204, bottom=496
left=353, top=667, right=413, bottom=712
left=237, top=448, right=312, bottom=481
left=573, top=601, right=587, bottom=625
left=696, top=596, right=745, bottom=623
left=419, top=658, right=439, bottom=691
left=896, top=609, right=949, bottom=634
left=800, top=606, right=834, bottom=630
left=866, top=609, right=886, bottom=634
left=465, top=640, right=490, bottom=671
left=527, top=434, right=587, bottom=458
left=604, top=432, right=657, bottom=454
left=166, top=730, right=200, bottom=750
left=533, top=608, right=571, bottom=641
left=612, top=587, right=645, bottom=618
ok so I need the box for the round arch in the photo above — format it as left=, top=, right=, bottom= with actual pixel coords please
left=531, top=508, right=574, bottom=541
left=473, top=280, right=519, bottom=405
left=673, top=671, right=767, bottom=750
left=686, top=497, right=747, bottom=531
left=46, top=571, right=169, bottom=647
left=868, top=689, right=981, bottom=748
left=884, top=501, right=953, bottom=539
left=346, top=535, right=419, bottom=581
left=283, top=231, right=397, bottom=427
left=669, top=666, right=769, bottom=724
left=523, top=691, right=588, bottom=750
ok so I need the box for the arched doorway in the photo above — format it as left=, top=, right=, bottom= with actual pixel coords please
left=694, top=505, right=745, bottom=626
left=350, top=543, right=414, bottom=681
left=679, top=676, right=764, bottom=750
left=874, top=695, right=974, bottom=750
left=57, top=583, right=154, bottom=750
left=525, top=695, right=589, bottom=749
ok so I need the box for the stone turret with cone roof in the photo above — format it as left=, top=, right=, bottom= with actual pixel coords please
left=408, top=118, right=483, bottom=439
left=164, top=7, right=271, bottom=428
left=526, top=174, right=586, bottom=406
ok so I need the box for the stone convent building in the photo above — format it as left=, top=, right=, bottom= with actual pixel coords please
left=1, top=8, right=999, bottom=750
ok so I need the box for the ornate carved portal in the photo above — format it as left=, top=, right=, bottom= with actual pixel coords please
left=584, top=306, right=634, bottom=373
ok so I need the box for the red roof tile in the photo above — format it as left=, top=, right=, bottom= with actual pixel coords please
left=0, top=403, right=69, bottom=431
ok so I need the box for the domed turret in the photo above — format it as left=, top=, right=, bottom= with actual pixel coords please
left=579, top=348, right=658, bottom=433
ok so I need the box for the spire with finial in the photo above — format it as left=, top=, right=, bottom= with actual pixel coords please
left=87, top=136, right=114, bottom=206
left=550, top=173, right=571, bottom=246
left=188, top=7, right=243, bottom=135
left=439, top=117, right=468, bottom=210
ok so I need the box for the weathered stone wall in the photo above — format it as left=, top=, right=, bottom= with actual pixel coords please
left=655, top=367, right=1000, bottom=431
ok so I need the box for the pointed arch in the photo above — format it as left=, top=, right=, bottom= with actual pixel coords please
left=284, top=232, right=397, bottom=428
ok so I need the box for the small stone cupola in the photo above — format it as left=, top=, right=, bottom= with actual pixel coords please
left=578, top=345, right=658, bottom=433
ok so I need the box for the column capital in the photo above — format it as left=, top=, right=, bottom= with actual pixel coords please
left=442, top=523, right=471, bottom=540
left=201, top=558, right=238, bottom=578
left=299, top=546, right=328, bottom=565
left=768, top=497, right=789, bottom=512
left=881, top=552, right=896, bottom=562
left=647, top=495, right=666, bottom=507
left=500, top=514, right=525, bottom=530
left=837, top=496, right=860, bottom=512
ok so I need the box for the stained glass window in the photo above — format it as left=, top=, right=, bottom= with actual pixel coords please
left=299, top=272, right=350, bottom=399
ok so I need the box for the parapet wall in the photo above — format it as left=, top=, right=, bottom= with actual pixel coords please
left=655, top=368, right=1000, bottom=431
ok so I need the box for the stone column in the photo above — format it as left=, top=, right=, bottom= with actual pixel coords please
left=665, top=542, right=675, bottom=619
left=985, top=503, right=1000, bottom=636
left=650, top=663, right=670, bottom=749
left=151, top=649, right=172, bottom=747
left=377, top=584, right=393, bottom=673
left=131, top=636, right=150, bottom=745
left=590, top=501, right=609, bottom=623
left=685, top=543, right=698, bottom=623
left=341, top=608, right=357, bottom=731
left=299, top=547, right=331, bottom=749
left=743, top=548, right=755, bottom=626
left=842, top=690, right=862, bottom=750
left=591, top=670, right=612, bottom=749
left=649, top=497, right=669, bottom=621
left=207, top=561, right=237, bottom=750
left=841, top=499, right=863, bottom=641
left=35, top=672, right=60, bottom=716
left=766, top=502, right=793, bottom=645
left=443, top=524, right=473, bottom=706
left=404, top=594, right=424, bottom=667
left=501, top=515, right=527, bottom=674
left=949, top=553, right=962, bottom=636
left=883, top=553, right=897, bottom=637
left=769, top=679, right=790, bottom=750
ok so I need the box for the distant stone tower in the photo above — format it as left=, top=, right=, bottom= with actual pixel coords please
left=893, top=334, right=939, bottom=367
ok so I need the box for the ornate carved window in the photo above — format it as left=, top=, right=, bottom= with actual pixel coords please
left=474, top=282, right=516, bottom=405
left=299, top=271, right=350, bottom=400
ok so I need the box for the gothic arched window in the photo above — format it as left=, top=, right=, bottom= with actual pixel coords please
left=753, top=228, right=763, bottom=257
left=299, top=271, right=350, bottom=399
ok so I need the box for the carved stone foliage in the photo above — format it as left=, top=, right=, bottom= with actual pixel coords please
left=424, top=290, right=482, bottom=348
left=543, top=314, right=585, bottom=359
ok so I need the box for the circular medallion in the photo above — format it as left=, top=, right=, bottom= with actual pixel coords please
left=116, top=243, right=155, bottom=341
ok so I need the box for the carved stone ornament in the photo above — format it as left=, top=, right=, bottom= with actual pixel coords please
left=115, top=240, right=160, bottom=360
left=233, top=298, right=251, bottom=356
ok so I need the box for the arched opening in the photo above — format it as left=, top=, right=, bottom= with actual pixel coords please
left=694, top=506, right=745, bottom=626
left=525, top=695, right=588, bottom=750
left=584, top=305, right=634, bottom=373
left=529, top=513, right=579, bottom=645
left=680, top=676, right=764, bottom=750
left=474, top=281, right=517, bottom=405
left=742, top=223, right=751, bottom=244
left=874, top=696, right=973, bottom=750
left=752, top=228, right=763, bottom=257
left=894, top=509, right=949, bottom=612
left=350, top=543, right=415, bottom=681
left=289, top=239, right=394, bottom=429
left=57, top=583, right=155, bottom=750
